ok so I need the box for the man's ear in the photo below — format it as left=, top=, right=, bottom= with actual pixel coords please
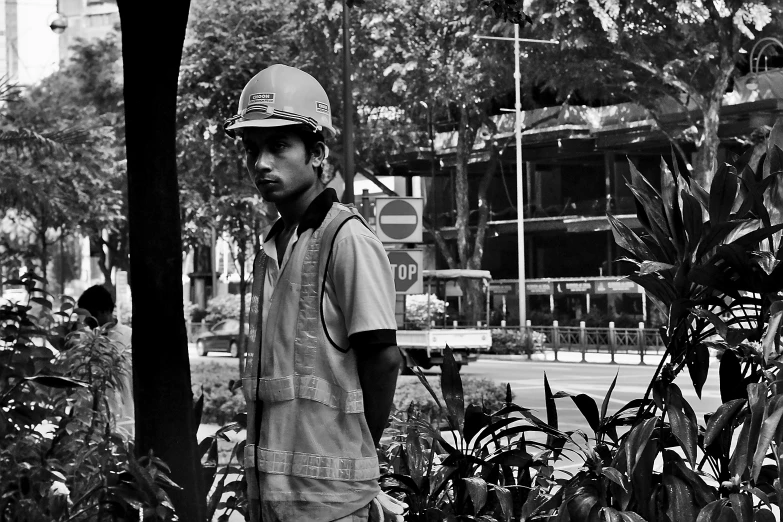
left=310, top=141, right=327, bottom=167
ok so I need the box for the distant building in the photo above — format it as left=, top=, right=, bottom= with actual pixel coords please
left=57, top=0, right=118, bottom=63
left=0, top=0, right=18, bottom=82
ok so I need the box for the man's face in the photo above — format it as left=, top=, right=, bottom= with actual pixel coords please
left=242, top=127, right=323, bottom=204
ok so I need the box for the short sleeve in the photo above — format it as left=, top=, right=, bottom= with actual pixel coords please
left=328, top=219, right=397, bottom=337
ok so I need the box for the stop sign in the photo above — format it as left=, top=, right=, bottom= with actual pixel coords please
left=375, top=198, right=423, bottom=243
left=387, top=250, right=423, bottom=294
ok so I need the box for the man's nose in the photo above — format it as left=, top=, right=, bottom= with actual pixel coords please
left=254, top=150, right=273, bottom=172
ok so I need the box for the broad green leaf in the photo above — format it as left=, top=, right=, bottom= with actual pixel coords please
left=600, top=507, right=622, bottom=522
left=687, top=343, right=710, bottom=398
left=24, top=375, right=87, bottom=388
left=754, top=509, right=777, bottom=522
left=440, top=346, right=464, bottom=434
left=710, top=163, right=739, bottom=224
left=682, top=190, right=705, bottom=248
left=406, top=431, right=426, bottom=488
left=601, top=372, right=618, bottom=425
left=719, top=350, right=746, bottom=403
left=729, top=492, right=752, bottom=522
left=601, top=467, right=627, bottom=492
left=544, top=373, right=557, bottom=431
left=618, top=513, right=646, bottom=522
left=464, top=477, right=488, bottom=514
left=704, top=399, right=747, bottom=446
left=608, top=214, right=655, bottom=260
left=751, top=400, right=783, bottom=482
left=746, top=383, right=769, bottom=466
left=494, top=485, right=512, bottom=522
left=762, top=301, right=783, bottom=363
left=553, top=391, right=600, bottom=433
left=666, top=383, right=698, bottom=466
left=729, top=417, right=751, bottom=477
left=696, top=499, right=729, bottom=522
left=660, top=158, right=685, bottom=256
left=463, top=404, right=490, bottom=446
left=626, top=417, right=657, bottom=474
left=663, top=474, right=698, bottom=521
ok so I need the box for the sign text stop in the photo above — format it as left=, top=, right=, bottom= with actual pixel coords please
left=386, top=249, right=423, bottom=294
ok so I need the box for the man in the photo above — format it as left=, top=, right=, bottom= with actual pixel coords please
left=224, top=64, right=403, bottom=522
left=77, top=285, right=134, bottom=437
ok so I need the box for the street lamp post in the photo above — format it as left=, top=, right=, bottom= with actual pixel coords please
left=341, top=0, right=355, bottom=204
left=475, top=28, right=557, bottom=327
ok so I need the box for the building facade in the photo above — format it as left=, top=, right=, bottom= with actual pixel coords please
left=57, top=0, right=118, bottom=63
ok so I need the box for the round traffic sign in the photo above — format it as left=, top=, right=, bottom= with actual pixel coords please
left=387, top=250, right=419, bottom=292
left=378, top=199, right=419, bottom=240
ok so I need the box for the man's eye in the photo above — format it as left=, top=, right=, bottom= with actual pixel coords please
left=271, top=141, right=287, bottom=151
left=244, top=147, right=258, bottom=156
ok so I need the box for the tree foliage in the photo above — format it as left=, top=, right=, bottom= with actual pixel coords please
left=0, top=34, right=126, bottom=292
left=524, top=0, right=779, bottom=185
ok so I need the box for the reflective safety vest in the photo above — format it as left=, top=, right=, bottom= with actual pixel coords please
left=243, top=203, right=380, bottom=520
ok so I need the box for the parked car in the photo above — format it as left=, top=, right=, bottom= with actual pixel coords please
left=194, top=319, right=246, bottom=357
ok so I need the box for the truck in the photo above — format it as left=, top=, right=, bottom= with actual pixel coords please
left=397, top=269, right=493, bottom=373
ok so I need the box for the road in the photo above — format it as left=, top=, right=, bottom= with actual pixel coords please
left=190, top=346, right=723, bottom=432
left=401, top=357, right=723, bottom=432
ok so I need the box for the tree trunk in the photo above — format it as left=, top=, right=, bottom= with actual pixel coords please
left=692, top=100, right=721, bottom=188
left=116, top=2, right=204, bottom=521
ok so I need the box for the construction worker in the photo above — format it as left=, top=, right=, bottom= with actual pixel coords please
left=224, top=64, right=404, bottom=522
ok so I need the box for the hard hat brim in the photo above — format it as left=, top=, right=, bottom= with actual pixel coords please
left=225, top=118, right=335, bottom=138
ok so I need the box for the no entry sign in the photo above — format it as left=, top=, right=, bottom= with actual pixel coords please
left=375, top=197, right=423, bottom=243
left=386, top=249, right=423, bottom=294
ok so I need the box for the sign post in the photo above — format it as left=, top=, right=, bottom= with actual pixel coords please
left=386, top=249, right=423, bottom=294
left=375, top=197, right=423, bottom=243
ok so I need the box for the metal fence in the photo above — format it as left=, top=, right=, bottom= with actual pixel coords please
left=504, top=324, right=665, bottom=364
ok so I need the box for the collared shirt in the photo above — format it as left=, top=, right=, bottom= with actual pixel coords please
left=261, top=188, right=396, bottom=352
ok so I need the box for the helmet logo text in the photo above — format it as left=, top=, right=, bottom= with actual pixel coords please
left=315, top=102, right=329, bottom=114
left=250, top=93, right=275, bottom=104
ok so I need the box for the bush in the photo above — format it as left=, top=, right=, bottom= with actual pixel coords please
left=405, top=293, right=446, bottom=329
left=191, top=359, right=245, bottom=425
left=490, top=328, right=545, bottom=354
left=205, top=293, right=251, bottom=323
left=184, top=300, right=207, bottom=322
left=393, top=376, right=511, bottom=426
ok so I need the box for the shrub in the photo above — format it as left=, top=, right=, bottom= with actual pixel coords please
left=393, top=376, right=511, bottom=426
left=490, top=328, right=545, bottom=354
left=0, top=272, right=177, bottom=521
left=404, top=293, right=446, bottom=329
left=191, top=358, right=244, bottom=426
left=205, top=293, right=251, bottom=323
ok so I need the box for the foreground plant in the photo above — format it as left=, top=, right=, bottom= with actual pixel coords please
left=0, top=274, right=178, bottom=521
left=378, top=125, right=783, bottom=521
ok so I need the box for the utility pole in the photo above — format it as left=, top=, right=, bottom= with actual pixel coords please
left=341, top=0, right=355, bottom=204
left=475, top=28, right=557, bottom=326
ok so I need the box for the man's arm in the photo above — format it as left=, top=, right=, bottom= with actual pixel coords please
left=355, top=342, right=402, bottom=446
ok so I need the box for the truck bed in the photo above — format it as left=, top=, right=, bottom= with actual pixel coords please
left=397, top=329, right=492, bottom=350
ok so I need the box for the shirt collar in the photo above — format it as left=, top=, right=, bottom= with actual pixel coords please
left=264, top=188, right=339, bottom=242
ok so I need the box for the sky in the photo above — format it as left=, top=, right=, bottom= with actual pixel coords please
left=15, top=0, right=59, bottom=85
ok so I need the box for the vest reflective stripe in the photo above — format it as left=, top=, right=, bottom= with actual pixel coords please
left=241, top=374, right=364, bottom=412
left=244, top=446, right=380, bottom=481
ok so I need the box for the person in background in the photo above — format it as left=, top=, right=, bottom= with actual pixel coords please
left=77, top=285, right=134, bottom=437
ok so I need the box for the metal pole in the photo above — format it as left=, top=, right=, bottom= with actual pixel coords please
left=515, top=23, right=527, bottom=326
left=341, top=0, right=355, bottom=204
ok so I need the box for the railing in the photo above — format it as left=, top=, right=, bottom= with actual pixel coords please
left=499, top=322, right=665, bottom=364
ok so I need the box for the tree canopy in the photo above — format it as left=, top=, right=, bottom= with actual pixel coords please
left=524, top=0, right=780, bottom=185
